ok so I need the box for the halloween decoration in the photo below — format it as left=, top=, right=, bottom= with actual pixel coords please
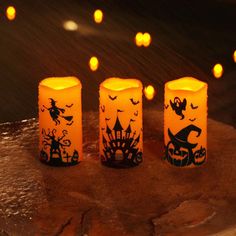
left=99, top=78, right=143, bottom=168
left=164, top=77, right=208, bottom=168
left=39, top=77, right=82, bottom=166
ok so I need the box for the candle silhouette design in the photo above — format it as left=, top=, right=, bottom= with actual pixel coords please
left=164, top=77, right=207, bottom=168
left=38, top=77, right=82, bottom=166
left=99, top=78, right=143, bottom=168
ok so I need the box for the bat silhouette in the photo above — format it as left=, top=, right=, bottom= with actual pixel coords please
left=190, top=103, right=198, bottom=109
left=189, top=118, right=196, bottom=122
left=117, top=109, right=124, bottom=113
left=134, top=111, right=138, bottom=116
left=66, top=104, right=74, bottom=108
left=67, top=121, right=74, bottom=126
left=164, top=104, right=169, bottom=109
left=130, top=98, right=140, bottom=105
left=101, top=105, right=105, bottom=112
left=109, top=95, right=117, bottom=101
left=170, top=97, right=187, bottom=120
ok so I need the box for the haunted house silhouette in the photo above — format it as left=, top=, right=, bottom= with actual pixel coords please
left=101, top=115, right=143, bottom=167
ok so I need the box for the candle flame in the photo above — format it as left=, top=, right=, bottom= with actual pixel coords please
left=63, top=20, right=78, bottom=31
left=6, top=6, right=16, bottom=21
left=135, top=32, right=143, bottom=47
left=143, top=33, right=151, bottom=47
left=94, top=9, right=103, bottom=24
left=233, top=50, right=236, bottom=63
left=144, top=85, right=155, bottom=100
left=212, top=63, right=223, bottom=79
left=89, top=56, right=99, bottom=71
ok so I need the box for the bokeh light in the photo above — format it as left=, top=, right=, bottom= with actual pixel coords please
left=144, top=85, right=155, bottom=100
left=89, top=56, right=99, bottom=71
left=212, top=63, right=223, bottom=79
left=233, top=50, right=236, bottom=63
left=143, top=32, right=151, bottom=47
left=6, top=6, right=16, bottom=21
left=135, top=32, right=143, bottom=47
left=63, top=20, right=78, bottom=31
left=94, top=9, right=103, bottom=24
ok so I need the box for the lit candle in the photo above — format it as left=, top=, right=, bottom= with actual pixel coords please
left=38, top=77, right=82, bottom=166
left=99, top=78, right=143, bottom=168
left=164, top=77, right=207, bottom=168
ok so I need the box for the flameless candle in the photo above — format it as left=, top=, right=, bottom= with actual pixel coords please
left=99, top=78, right=143, bottom=168
left=164, top=77, right=207, bottom=168
left=38, top=77, right=82, bottom=166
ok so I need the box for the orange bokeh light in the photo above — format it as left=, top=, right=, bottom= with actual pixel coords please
left=94, top=9, right=103, bottom=24
left=6, top=6, right=16, bottom=21
left=233, top=50, right=236, bottom=63
left=135, top=32, right=143, bottom=47
left=89, top=56, right=99, bottom=71
left=212, top=63, right=223, bottom=79
left=144, top=85, right=155, bottom=100
left=143, top=33, right=151, bottom=47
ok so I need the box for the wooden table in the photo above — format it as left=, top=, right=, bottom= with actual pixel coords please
left=0, top=110, right=235, bottom=235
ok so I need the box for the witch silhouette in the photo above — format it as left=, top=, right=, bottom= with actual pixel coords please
left=43, top=98, right=73, bottom=125
left=166, top=124, right=201, bottom=166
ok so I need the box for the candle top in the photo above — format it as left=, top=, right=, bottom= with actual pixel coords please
left=166, top=77, right=207, bottom=92
left=40, top=76, right=81, bottom=90
left=101, top=78, right=142, bottom=91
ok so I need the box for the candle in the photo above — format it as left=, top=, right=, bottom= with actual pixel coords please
left=164, top=77, right=207, bottom=168
left=99, top=78, right=143, bottom=168
left=38, top=77, right=82, bottom=166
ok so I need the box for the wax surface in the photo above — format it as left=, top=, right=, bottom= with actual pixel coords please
left=99, top=78, right=143, bottom=167
left=38, top=76, right=82, bottom=166
left=164, top=77, right=208, bottom=168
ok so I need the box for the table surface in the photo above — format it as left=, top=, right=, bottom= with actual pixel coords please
left=0, top=110, right=235, bottom=236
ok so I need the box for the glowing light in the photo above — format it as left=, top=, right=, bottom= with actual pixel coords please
left=6, top=6, right=16, bottom=21
left=94, top=9, right=103, bottom=24
left=89, top=56, right=99, bottom=71
left=135, top=32, right=143, bottom=47
left=144, top=85, right=155, bottom=100
left=233, top=50, right=236, bottom=63
left=63, top=20, right=78, bottom=31
left=212, top=63, right=223, bottom=79
left=143, top=33, right=151, bottom=47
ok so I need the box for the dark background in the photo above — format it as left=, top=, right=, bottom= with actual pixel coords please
left=0, top=0, right=235, bottom=126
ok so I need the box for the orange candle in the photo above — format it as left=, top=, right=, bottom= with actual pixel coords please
left=99, top=78, right=143, bottom=168
left=164, top=77, right=207, bottom=168
left=38, top=77, right=82, bottom=166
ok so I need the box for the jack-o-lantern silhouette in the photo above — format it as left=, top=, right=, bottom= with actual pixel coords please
left=164, top=77, right=208, bottom=168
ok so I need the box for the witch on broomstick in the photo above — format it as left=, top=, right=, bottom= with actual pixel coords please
left=43, top=98, right=73, bottom=126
